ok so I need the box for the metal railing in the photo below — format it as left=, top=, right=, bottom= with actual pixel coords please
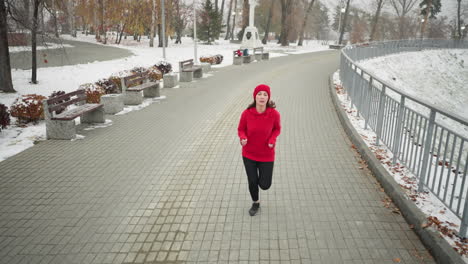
left=339, top=39, right=468, bottom=237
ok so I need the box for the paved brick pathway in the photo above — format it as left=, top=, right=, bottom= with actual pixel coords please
left=0, top=51, right=435, bottom=263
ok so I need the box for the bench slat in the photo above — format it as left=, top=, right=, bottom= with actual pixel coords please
left=51, top=104, right=103, bottom=121
left=47, top=94, right=87, bottom=113
left=126, top=81, right=158, bottom=92
left=47, top=90, right=85, bottom=105
left=127, top=76, right=147, bottom=87
left=182, top=66, right=201, bottom=72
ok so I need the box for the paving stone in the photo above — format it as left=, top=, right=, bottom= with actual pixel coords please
left=0, top=51, right=436, bottom=263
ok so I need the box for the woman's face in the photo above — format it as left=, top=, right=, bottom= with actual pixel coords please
left=255, top=91, right=269, bottom=106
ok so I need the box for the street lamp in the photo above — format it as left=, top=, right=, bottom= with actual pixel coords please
left=161, top=0, right=166, bottom=59
left=337, top=1, right=345, bottom=44
left=193, top=0, right=198, bottom=64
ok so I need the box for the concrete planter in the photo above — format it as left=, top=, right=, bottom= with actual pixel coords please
left=101, top=94, right=124, bottom=114
left=201, top=63, right=211, bottom=73
left=233, top=57, right=243, bottom=65
left=143, top=82, right=160, bottom=98
left=255, top=54, right=263, bottom=61
left=163, top=73, right=179, bottom=88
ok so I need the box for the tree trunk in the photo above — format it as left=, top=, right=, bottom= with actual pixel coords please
left=31, top=0, right=41, bottom=84
left=338, top=0, right=351, bottom=45
left=239, top=0, right=249, bottom=39
left=225, top=0, right=233, bottom=40
left=23, top=0, right=30, bottom=30
left=280, top=0, right=293, bottom=46
left=215, top=0, right=218, bottom=12
left=117, top=23, right=125, bottom=45
left=158, top=24, right=163, bottom=47
left=220, top=0, right=226, bottom=23
left=0, top=0, right=15, bottom=92
left=231, top=0, right=237, bottom=40
left=298, top=0, right=316, bottom=46
left=52, top=0, right=59, bottom=38
left=457, top=0, right=461, bottom=39
left=369, top=0, right=384, bottom=41
left=262, top=0, right=274, bottom=44
left=150, top=0, right=156, bottom=47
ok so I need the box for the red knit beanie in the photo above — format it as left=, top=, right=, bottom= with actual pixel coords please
left=253, top=84, right=271, bottom=100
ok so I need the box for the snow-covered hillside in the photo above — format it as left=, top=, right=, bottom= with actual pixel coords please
left=359, top=49, right=468, bottom=137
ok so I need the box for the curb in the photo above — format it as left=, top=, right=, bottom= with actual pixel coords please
left=328, top=76, right=464, bottom=264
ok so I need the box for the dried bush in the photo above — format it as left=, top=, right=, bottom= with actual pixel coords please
left=95, top=78, right=119, bottom=94
left=10, top=94, right=47, bottom=124
left=79, top=84, right=105, bottom=104
left=0, top=104, right=10, bottom=131
left=148, top=66, right=163, bottom=81
left=131, top=66, right=148, bottom=74
left=108, top=76, right=123, bottom=92
left=154, top=61, right=172, bottom=75
left=200, top=54, right=223, bottom=65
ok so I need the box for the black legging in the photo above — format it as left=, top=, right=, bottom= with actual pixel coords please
left=242, top=157, right=274, bottom=202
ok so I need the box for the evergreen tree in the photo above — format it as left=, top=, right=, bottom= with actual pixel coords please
left=197, top=0, right=222, bottom=44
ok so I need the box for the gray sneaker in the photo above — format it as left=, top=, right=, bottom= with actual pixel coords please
left=249, top=203, right=260, bottom=216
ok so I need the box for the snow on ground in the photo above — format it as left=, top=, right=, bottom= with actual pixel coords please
left=0, top=33, right=329, bottom=162
left=358, top=49, right=468, bottom=139
left=334, top=72, right=468, bottom=261
left=8, top=43, right=74, bottom=53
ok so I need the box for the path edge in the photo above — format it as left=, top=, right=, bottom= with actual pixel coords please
left=328, top=75, right=464, bottom=264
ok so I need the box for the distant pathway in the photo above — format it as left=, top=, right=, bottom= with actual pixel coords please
left=0, top=51, right=435, bottom=263
left=10, top=38, right=133, bottom=70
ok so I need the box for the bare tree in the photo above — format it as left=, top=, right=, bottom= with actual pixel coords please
left=150, top=0, right=156, bottom=47
left=262, top=0, right=274, bottom=44
left=390, top=0, right=418, bottom=39
left=338, top=0, right=351, bottom=44
left=225, top=0, right=233, bottom=39
left=369, top=0, right=385, bottom=41
left=279, top=0, right=293, bottom=46
left=230, top=0, right=237, bottom=40
left=457, top=0, right=461, bottom=38
left=0, top=0, right=15, bottom=92
left=298, top=0, right=316, bottom=46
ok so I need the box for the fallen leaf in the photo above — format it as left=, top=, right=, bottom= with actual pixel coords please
left=393, top=258, right=401, bottom=263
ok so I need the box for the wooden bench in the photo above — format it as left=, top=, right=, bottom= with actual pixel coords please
left=179, top=59, right=202, bottom=82
left=254, top=46, right=269, bottom=60
left=120, top=72, right=160, bottom=105
left=43, top=89, right=105, bottom=140
left=242, top=49, right=254, bottom=63
left=233, top=50, right=243, bottom=65
left=253, top=47, right=263, bottom=61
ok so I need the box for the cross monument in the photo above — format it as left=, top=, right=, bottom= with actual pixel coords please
left=240, top=0, right=262, bottom=50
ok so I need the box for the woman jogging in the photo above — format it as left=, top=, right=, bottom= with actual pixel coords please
left=237, top=84, right=281, bottom=216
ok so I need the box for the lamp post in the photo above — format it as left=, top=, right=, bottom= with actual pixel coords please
left=193, top=0, right=198, bottom=64
left=337, top=3, right=345, bottom=44
left=161, top=0, right=166, bottom=59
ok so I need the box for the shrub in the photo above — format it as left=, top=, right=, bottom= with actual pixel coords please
left=154, top=61, right=172, bottom=75
left=49, top=91, right=69, bottom=114
left=79, top=84, right=105, bottom=104
left=108, top=76, right=123, bottom=92
left=200, top=54, right=223, bottom=65
left=10, top=94, right=47, bottom=124
left=131, top=66, right=148, bottom=74
left=147, top=66, right=163, bottom=81
left=0, top=104, right=10, bottom=131
left=95, top=78, right=119, bottom=94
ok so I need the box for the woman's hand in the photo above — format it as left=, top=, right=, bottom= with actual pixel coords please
left=240, top=139, right=247, bottom=146
left=268, top=143, right=274, bottom=148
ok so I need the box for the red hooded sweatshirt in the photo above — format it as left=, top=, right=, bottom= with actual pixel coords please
left=238, top=107, right=281, bottom=162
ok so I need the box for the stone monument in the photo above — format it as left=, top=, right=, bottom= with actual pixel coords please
left=240, top=0, right=262, bottom=50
